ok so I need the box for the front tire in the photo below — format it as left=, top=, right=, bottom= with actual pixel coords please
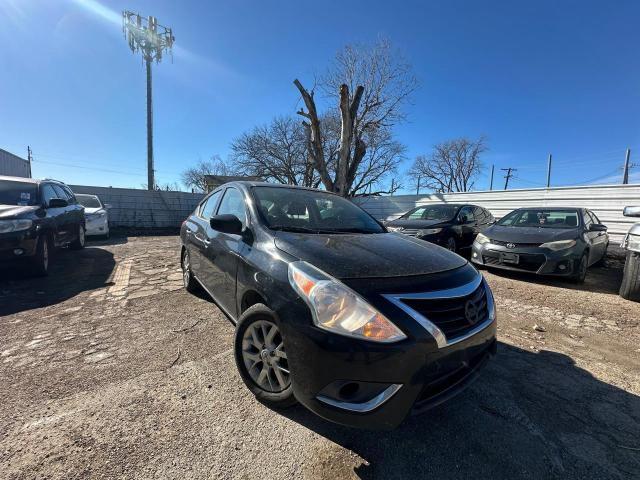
left=31, top=235, right=50, bottom=277
left=619, top=251, right=640, bottom=301
left=572, top=253, right=588, bottom=284
left=70, top=225, right=85, bottom=250
left=445, top=237, right=457, bottom=252
left=181, top=248, right=199, bottom=293
left=234, top=304, right=297, bottom=408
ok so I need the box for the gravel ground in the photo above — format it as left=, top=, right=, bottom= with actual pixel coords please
left=0, top=236, right=638, bottom=479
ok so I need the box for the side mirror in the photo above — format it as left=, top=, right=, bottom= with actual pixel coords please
left=48, top=198, right=68, bottom=208
left=623, top=206, right=640, bottom=218
left=104, top=203, right=113, bottom=210
left=589, top=223, right=607, bottom=232
left=210, top=214, right=243, bottom=235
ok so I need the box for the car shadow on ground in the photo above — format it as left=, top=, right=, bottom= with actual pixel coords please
left=482, top=259, right=623, bottom=295
left=278, top=342, right=640, bottom=479
left=0, top=246, right=116, bottom=316
left=85, top=235, right=129, bottom=247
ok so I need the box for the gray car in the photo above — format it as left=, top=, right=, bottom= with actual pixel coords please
left=471, top=207, right=608, bottom=283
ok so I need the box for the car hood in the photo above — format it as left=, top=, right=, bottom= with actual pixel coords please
left=486, top=225, right=578, bottom=243
left=0, top=204, right=39, bottom=219
left=385, top=218, right=449, bottom=229
left=274, top=231, right=467, bottom=279
left=84, top=207, right=103, bottom=215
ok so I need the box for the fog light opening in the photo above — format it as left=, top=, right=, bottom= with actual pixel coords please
left=338, top=382, right=360, bottom=400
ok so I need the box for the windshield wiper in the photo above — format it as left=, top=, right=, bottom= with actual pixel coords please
left=270, top=225, right=342, bottom=234
left=329, top=227, right=381, bottom=234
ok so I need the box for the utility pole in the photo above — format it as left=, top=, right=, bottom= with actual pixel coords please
left=123, top=12, right=175, bottom=190
left=623, top=148, right=631, bottom=184
left=489, top=165, right=494, bottom=190
left=502, top=167, right=516, bottom=190
left=391, top=178, right=396, bottom=195
left=416, top=176, right=421, bottom=195
left=546, top=154, right=552, bottom=188
left=27, top=146, right=33, bottom=178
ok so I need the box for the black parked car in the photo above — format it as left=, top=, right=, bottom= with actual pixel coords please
left=180, top=182, right=497, bottom=429
left=385, top=204, right=495, bottom=252
left=0, top=175, right=85, bottom=276
left=471, top=207, right=608, bottom=283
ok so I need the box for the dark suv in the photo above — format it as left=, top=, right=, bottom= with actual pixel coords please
left=0, top=175, right=85, bottom=276
left=385, top=204, right=495, bottom=252
left=180, top=182, right=497, bottom=429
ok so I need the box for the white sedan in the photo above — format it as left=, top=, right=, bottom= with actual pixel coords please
left=76, top=194, right=110, bottom=238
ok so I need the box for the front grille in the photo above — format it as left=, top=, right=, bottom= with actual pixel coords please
left=483, top=251, right=546, bottom=272
left=401, top=283, right=489, bottom=340
left=491, top=240, right=542, bottom=248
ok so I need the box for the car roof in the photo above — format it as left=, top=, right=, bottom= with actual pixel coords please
left=513, top=207, right=581, bottom=211
left=221, top=181, right=342, bottom=196
left=0, top=175, right=68, bottom=186
left=75, top=193, right=98, bottom=198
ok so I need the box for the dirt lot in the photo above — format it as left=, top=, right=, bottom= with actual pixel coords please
left=1, top=236, right=639, bottom=479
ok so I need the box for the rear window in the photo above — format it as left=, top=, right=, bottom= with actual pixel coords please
left=77, top=195, right=102, bottom=208
left=0, top=180, right=39, bottom=206
left=498, top=209, right=580, bottom=229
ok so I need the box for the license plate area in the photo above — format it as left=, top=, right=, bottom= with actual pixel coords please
left=500, top=252, right=519, bottom=264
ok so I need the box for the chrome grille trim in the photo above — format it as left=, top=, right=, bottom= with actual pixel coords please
left=381, top=275, right=496, bottom=349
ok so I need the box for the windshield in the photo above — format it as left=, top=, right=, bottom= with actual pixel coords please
left=498, top=209, right=580, bottom=229
left=0, top=180, right=39, bottom=206
left=252, top=187, right=385, bottom=234
left=401, top=205, right=458, bottom=221
left=76, top=194, right=102, bottom=208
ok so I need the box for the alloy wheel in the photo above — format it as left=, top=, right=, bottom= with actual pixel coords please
left=182, top=251, right=191, bottom=287
left=446, top=237, right=456, bottom=252
left=241, top=320, right=290, bottom=392
left=42, top=240, right=49, bottom=271
left=79, top=226, right=85, bottom=247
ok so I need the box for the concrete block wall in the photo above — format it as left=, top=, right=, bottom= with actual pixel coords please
left=70, top=185, right=205, bottom=229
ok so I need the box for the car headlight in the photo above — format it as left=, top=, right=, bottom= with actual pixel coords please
left=288, top=261, right=407, bottom=343
left=0, top=219, right=33, bottom=234
left=418, top=228, right=442, bottom=236
left=623, top=234, right=640, bottom=252
left=540, top=239, right=577, bottom=251
left=386, top=226, right=402, bottom=232
left=474, top=233, right=490, bottom=245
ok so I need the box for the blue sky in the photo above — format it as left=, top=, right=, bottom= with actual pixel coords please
left=1, top=0, right=639, bottom=192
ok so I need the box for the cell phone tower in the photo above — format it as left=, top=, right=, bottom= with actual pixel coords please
left=122, top=11, right=175, bottom=190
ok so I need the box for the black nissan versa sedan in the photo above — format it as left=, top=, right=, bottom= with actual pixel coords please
left=0, top=175, right=86, bottom=276
left=471, top=207, right=608, bottom=283
left=180, top=182, right=497, bottom=429
left=386, top=204, right=495, bottom=252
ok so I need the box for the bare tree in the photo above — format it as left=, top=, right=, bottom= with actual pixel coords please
left=411, top=137, right=487, bottom=193
left=230, top=116, right=317, bottom=187
left=294, top=39, right=417, bottom=197
left=181, top=155, right=234, bottom=192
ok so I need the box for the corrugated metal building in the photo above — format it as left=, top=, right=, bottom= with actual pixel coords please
left=0, top=148, right=31, bottom=178
left=354, top=184, right=640, bottom=242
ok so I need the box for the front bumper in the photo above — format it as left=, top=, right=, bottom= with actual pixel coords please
left=471, top=241, right=582, bottom=276
left=277, top=270, right=497, bottom=430
left=0, top=231, right=38, bottom=263
left=85, top=215, right=109, bottom=236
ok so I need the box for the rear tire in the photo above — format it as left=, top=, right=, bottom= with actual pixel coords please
left=619, top=251, right=640, bottom=301
left=234, top=304, right=297, bottom=409
left=31, top=235, right=50, bottom=277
